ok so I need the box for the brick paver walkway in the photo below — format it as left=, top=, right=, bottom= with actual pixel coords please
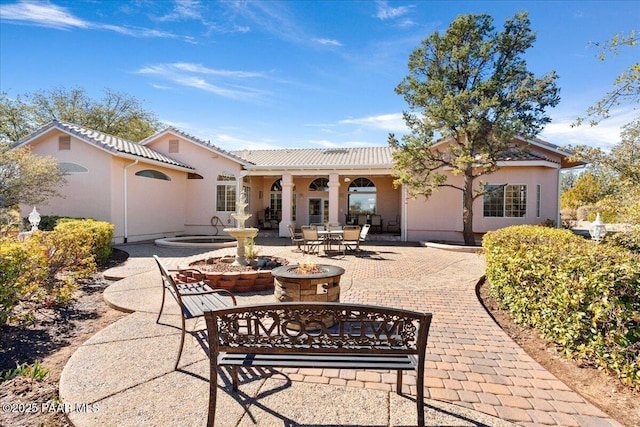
left=105, top=238, right=622, bottom=427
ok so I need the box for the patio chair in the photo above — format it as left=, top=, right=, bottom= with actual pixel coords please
left=359, top=223, right=371, bottom=244
left=301, top=225, right=323, bottom=255
left=387, top=215, right=400, bottom=233
left=288, top=223, right=304, bottom=251
left=257, top=210, right=270, bottom=229
left=371, top=214, right=382, bottom=232
left=153, top=255, right=237, bottom=370
left=357, top=214, right=367, bottom=226
left=339, top=225, right=361, bottom=254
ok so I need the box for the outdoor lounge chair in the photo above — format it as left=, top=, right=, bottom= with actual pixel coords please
left=154, top=255, right=237, bottom=370
left=359, top=224, right=371, bottom=244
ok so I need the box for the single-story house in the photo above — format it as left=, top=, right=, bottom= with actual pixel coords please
left=17, top=120, right=580, bottom=244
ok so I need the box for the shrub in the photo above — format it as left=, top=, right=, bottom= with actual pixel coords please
left=576, top=205, right=596, bottom=221
left=21, top=215, right=64, bottom=232
left=484, top=225, right=640, bottom=389
left=606, top=226, right=640, bottom=254
left=55, top=219, right=113, bottom=264
left=0, top=219, right=112, bottom=325
left=560, top=208, right=577, bottom=229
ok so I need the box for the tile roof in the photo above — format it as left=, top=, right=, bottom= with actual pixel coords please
left=21, top=121, right=194, bottom=170
left=231, top=147, right=395, bottom=168
left=497, top=148, right=556, bottom=163
left=142, top=127, right=248, bottom=164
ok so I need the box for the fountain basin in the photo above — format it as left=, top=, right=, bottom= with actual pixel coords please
left=154, top=236, right=236, bottom=249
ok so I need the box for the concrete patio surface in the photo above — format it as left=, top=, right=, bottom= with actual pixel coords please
left=59, top=236, right=622, bottom=426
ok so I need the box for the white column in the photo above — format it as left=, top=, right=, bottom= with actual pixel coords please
left=279, top=174, right=294, bottom=237
left=328, top=173, right=340, bottom=224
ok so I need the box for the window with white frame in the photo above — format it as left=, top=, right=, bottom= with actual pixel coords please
left=483, top=184, right=527, bottom=218
left=536, top=184, right=541, bottom=218
left=135, top=169, right=171, bottom=181
left=216, top=172, right=236, bottom=212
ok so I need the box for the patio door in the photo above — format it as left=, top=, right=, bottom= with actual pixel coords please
left=308, top=198, right=328, bottom=224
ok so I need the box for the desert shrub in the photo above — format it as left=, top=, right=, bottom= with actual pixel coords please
left=0, top=238, right=48, bottom=324
left=0, top=220, right=112, bottom=324
left=484, top=225, right=640, bottom=389
left=606, top=226, right=640, bottom=253
left=55, top=219, right=113, bottom=264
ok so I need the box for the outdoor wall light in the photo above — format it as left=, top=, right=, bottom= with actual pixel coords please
left=589, top=213, right=607, bottom=242
left=28, top=207, right=41, bottom=231
left=344, top=177, right=351, bottom=183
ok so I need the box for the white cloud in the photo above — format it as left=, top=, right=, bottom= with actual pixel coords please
left=313, top=38, right=342, bottom=47
left=138, top=62, right=269, bottom=100
left=0, top=2, right=89, bottom=30
left=375, top=1, right=412, bottom=20
left=340, top=113, right=407, bottom=132
left=542, top=107, right=637, bottom=149
left=0, top=1, right=193, bottom=41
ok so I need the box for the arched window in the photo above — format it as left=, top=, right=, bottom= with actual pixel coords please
left=309, top=178, right=329, bottom=192
left=187, top=172, right=204, bottom=179
left=135, top=169, right=171, bottom=181
left=348, top=177, right=376, bottom=217
left=216, top=172, right=236, bottom=212
left=268, top=179, right=282, bottom=220
left=58, top=162, right=88, bottom=174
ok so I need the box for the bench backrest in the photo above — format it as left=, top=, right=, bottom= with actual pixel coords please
left=205, top=302, right=432, bottom=355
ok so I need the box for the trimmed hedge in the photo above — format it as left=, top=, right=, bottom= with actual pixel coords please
left=0, top=219, right=113, bottom=325
left=483, top=225, right=640, bottom=389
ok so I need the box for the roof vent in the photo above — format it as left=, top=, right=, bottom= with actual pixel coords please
left=323, top=148, right=349, bottom=154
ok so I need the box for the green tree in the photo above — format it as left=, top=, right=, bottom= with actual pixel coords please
left=390, top=12, right=559, bottom=244
left=0, top=87, right=163, bottom=144
left=560, top=169, right=614, bottom=210
left=575, top=30, right=639, bottom=126
left=0, top=143, right=65, bottom=209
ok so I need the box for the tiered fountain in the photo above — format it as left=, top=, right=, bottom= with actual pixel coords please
left=224, top=189, right=259, bottom=266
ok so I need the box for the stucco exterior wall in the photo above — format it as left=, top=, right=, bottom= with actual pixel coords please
left=21, top=131, right=113, bottom=223
left=144, top=135, right=245, bottom=236
left=406, top=164, right=560, bottom=243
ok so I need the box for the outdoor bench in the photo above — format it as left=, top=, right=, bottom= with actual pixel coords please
left=153, top=255, right=237, bottom=370
left=204, top=302, right=433, bottom=427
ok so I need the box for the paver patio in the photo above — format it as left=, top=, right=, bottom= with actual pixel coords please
left=59, top=237, right=622, bottom=426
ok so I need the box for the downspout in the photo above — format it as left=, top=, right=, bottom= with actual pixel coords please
left=123, top=160, right=139, bottom=243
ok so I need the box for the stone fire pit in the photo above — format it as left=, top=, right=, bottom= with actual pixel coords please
left=271, top=264, right=345, bottom=303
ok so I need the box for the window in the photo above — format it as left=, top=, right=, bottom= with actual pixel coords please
left=536, top=185, right=541, bottom=218
left=187, top=172, right=204, bottom=179
left=269, top=179, right=282, bottom=220
left=58, top=135, right=71, bottom=150
left=135, top=169, right=171, bottom=181
left=169, top=139, right=179, bottom=153
left=309, top=178, right=329, bottom=192
left=348, top=177, right=376, bottom=217
left=58, top=162, right=88, bottom=174
left=216, top=172, right=236, bottom=212
left=483, top=184, right=527, bottom=217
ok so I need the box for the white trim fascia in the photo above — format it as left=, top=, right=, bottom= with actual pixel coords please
left=245, top=166, right=393, bottom=176
left=495, top=160, right=560, bottom=169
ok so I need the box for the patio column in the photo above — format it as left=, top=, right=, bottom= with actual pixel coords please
left=328, top=173, right=340, bottom=224
left=279, top=174, right=294, bottom=237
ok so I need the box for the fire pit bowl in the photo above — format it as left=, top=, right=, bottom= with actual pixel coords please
left=271, top=264, right=345, bottom=303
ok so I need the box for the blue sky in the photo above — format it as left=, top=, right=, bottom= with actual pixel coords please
left=1, top=1, right=638, bottom=151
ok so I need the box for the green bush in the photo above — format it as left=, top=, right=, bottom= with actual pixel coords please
left=483, top=225, right=640, bottom=389
left=0, top=219, right=112, bottom=325
left=55, top=219, right=113, bottom=264
left=606, top=226, right=640, bottom=254
left=21, top=215, right=64, bottom=232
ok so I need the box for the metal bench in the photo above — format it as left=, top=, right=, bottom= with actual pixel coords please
left=153, top=255, right=237, bottom=370
left=204, top=302, right=432, bottom=427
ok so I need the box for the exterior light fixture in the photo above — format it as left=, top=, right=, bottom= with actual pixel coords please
left=28, top=207, right=41, bottom=231
left=344, top=177, right=351, bottom=183
left=589, top=213, right=607, bottom=242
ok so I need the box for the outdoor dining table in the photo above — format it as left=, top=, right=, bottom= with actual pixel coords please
left=317, top=229, right=343, bottom=252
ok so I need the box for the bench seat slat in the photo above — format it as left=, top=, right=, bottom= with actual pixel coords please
left=218, top=352, right=417, bottom=369
left=182, top=294, right=232, bottom=318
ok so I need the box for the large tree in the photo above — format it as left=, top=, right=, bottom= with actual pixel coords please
left=390, top=12, right=559, bottom=244
left=0, top=87, right=163, bottom=144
